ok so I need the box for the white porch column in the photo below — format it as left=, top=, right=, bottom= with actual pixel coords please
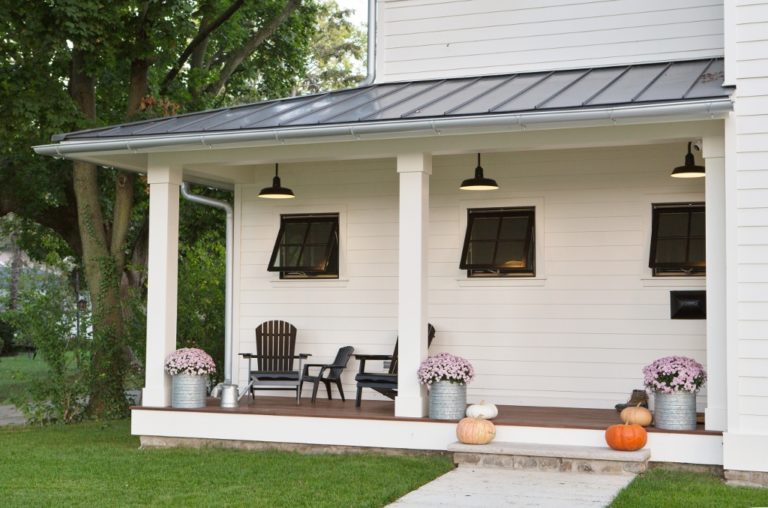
left=395, top=153, right=431, bottom=418
left=142, top=163, right=182, bottom=407
left=703, top=136, right=727, bottom=431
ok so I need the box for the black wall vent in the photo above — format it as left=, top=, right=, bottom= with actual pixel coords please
left=670, top=290, right=706, bottom=319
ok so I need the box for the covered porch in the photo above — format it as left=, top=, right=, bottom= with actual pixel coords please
left=134, top=121, right=728, bottom=419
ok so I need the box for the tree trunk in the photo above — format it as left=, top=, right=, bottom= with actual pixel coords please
left=126, top=60, right=150, bottom=119
left=70, top=49, right=129, bottom=418
left=72, top=160, right=129, bottom=417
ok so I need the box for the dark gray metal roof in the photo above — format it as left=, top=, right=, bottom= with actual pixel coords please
left=53, top=58, right=730, bottom=142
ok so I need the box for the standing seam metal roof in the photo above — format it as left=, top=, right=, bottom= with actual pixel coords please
left=52, top=58, right=730, bottom=142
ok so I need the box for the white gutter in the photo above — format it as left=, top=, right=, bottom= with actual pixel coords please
left=33, top=99, right=732, bottom=157
left=179, top=183, right=236, bottom=406
left=358, top=0, right=376, bottom=87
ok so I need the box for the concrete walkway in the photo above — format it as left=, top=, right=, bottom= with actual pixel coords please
left=389, top=467, right=634, bottom=508
left=0, top=405, right=26, bottom=426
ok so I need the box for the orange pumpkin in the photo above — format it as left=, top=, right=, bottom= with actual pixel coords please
left=456, top=417, right=496, bottom=445
left=620, top=404, right=653, bottom=427
left=605, top=423, right=647, bottom=451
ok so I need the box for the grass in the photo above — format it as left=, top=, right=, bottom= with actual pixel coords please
left=0, top=354, right=49, bottom=403
left=0, top=419, right=454, bottom=507
left=610, top=468, right=768, bottom=508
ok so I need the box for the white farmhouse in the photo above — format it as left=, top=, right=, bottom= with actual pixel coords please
left=35, top=0, right=768, bottom=483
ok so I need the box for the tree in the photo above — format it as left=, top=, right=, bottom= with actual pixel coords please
left=0, top=0, right=321, bottom=418
left=296, top=0, right=366, bottom=94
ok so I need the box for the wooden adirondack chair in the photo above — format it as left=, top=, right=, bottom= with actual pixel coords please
left=354, top=324, right=435, bottom=407
left=240, top=320, right=310, bottom=405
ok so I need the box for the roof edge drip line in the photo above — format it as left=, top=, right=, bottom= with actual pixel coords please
left=33, top=99, right=732, bottom=157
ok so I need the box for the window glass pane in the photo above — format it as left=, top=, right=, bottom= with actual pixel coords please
left=689, top=238, right=706, bottom=265
left=651, top=204, right=705, bottom=275
left=499, top=216, right=530, bottom=240
left=496, top=240, right=526, bottom=267
left=466, top=241, right=496, bottom=265
left=461, top=207, right=535, bottom=276
left=657, top=211, right=690, bottom=237
left=300, top=245, right=330, bottom=270
left=269, top=214, right=339, bottom=277
left=470, top=216, right=499, bottom=241
left=279, top=245, right=302, bottom=267
left=690, top=211, right=705, bottom=236
left=655, top=238, right=687, bottom=264
left=307, top=221, right=333, bottom=243
left=284, top=222, right=308, bottom=243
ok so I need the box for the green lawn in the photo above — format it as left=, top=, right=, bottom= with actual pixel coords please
left=3, top=416, right=768, bottom=507
left=610, top=467, right=768, bottom=508
left=0, top=354, right=49, bottom=403
left=0, top=419, right=453, bottom=507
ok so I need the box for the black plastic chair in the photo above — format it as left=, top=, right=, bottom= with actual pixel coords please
left=354, top=324, right=435, bottom=407
left=239, top=320, right=310, bottom=405
left=299, top=346, right=355, bottom=403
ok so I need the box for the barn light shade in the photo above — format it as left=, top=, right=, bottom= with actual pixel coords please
left=671, top=142, right=705, bottom=178
left=460, top=153, right=499, bottom=190
left=258, top=163, right=295, bottom=199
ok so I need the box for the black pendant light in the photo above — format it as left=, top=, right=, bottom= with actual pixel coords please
left=258, top=163, right=295, bottom=199
left=460, top=153, right=499, bottom=190
left=671, top=142, right=705, bottom=178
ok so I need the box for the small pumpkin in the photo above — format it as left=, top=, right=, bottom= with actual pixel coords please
left=456, top=417, right=496, bottom=445
left=466, top=400, right=498, bottom=420
left=620, top=404, right=653, bottom=427
left=605, top=423, right=647, bottom=451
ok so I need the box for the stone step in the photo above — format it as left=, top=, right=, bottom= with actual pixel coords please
left=448, top=441, right=650, bottom=475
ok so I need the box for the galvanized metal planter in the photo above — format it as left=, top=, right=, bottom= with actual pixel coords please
left=429, top=380, right=467, bottom=420
left=171, top=373, right=208, bottom=408
left=653, top=391, right=697, bottom=430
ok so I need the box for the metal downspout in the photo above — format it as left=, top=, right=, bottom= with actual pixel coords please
left=358, top=0, right=376, bottom=86
left=179, top=183, right=238, bottom=407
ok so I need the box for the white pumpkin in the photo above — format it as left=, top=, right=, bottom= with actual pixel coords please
left=466, top=400, right=498, bottom=420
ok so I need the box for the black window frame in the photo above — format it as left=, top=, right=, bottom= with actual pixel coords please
left=268, top=213, right=339, bottom=279
left=459, top=207, right=536, bottom=277
left=649, top=203, right=705, bottom=276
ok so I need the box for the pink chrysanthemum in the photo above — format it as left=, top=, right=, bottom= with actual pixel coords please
left=417, top=353, right=474, bottom=385
left=642, top=356, right=706, bottom=394
left=164, top=348, right=217, bottom=376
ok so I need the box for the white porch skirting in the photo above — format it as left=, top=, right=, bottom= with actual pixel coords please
left=131, top=409, right=722, bottom=466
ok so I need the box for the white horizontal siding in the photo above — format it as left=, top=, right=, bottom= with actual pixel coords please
left=235, top=158, right=401, bottom=398
left=234, top=144, right=707, bottom=409
left=377, top=0, right=724, bottom=81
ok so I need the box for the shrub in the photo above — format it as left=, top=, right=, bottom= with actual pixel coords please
left=2, top=270, right=90, bottom=424
left=176, top=233, right=226, bottom=384
left=0, top=318, right=15, bottom=355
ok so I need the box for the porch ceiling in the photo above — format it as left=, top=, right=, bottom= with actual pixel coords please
left=34, top=59, right=731, bottom=174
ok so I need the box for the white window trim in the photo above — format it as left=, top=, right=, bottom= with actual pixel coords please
left=456, top=196, right=546, bottom=287
left=267, top=203, right=348, bottom=285
left=641, top=192, right=705, bottom=288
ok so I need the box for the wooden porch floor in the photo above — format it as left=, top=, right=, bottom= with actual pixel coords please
left=137, top=396, right=719, bottom=436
